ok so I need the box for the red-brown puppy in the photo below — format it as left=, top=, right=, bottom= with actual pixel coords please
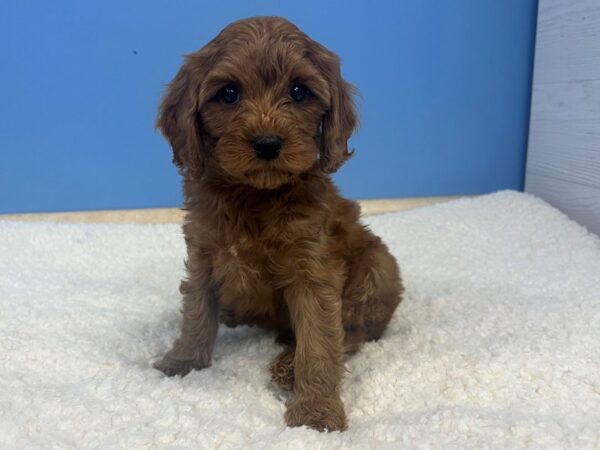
left=154, top=16, right=403, bottom=432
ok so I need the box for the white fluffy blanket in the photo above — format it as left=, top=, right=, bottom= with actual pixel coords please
left=1, top=191, right=599, bottom=449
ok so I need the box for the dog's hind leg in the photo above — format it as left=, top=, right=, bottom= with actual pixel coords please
left=343, top=235, right=403, bottom=342
left=270, top=347, right=295, bottom=391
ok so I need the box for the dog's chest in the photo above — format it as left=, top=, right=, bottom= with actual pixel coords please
left=211, top=212, right=319, bottom=284
left=206, top=194, right=328, bottom=292
left=215, top=231, right=283, bottom=280
left=211, top=231, right=286, bottom=323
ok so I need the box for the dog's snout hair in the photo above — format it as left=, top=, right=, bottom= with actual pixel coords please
left=154, top=16, right=403, bottom=433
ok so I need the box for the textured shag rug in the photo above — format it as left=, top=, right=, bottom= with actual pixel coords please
left=1, top=191, right=599, bottom=449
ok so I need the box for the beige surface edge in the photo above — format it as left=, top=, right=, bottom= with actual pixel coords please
left=0, top=197, right=458, bottom=223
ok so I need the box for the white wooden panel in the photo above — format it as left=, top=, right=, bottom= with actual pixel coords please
left=526, top=0, right=600, bottom=236
left=534, top=0, right=600, bottom=84
left=527, top=130, right=600, bottom=189
left=530, top=80, right=600, bottom=135
left=525, top=172, right=600, bottom=235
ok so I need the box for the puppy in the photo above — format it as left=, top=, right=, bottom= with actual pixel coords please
left=154, top=16, right=403, bottom=432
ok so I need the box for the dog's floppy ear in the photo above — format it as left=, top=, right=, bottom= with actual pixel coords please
left=157, top=51, right=213, bottom=178
left=310, top=45, right=359, bottom=173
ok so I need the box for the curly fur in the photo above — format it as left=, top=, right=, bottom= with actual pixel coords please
left=153, top=16, right=403, bottom=432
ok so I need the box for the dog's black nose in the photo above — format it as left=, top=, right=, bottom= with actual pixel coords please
left=252, top=134, right=282, bottom=161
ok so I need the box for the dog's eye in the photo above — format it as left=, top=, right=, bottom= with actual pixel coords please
left=218, top=85, right=239, bottom=105
left=290, top=83, right=308, bottom=103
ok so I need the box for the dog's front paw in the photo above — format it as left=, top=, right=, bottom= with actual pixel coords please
left=152, top=354, right=208, bottom=377
left=284, top=395, right=347, bottom=432
left=153, top=357, right=192, bottom=377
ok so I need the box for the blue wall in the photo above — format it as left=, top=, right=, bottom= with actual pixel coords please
left=0, top=1, right=538, bottom=213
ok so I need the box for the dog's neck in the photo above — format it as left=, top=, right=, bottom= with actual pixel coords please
left=182, top=170, right=333, bottom=222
